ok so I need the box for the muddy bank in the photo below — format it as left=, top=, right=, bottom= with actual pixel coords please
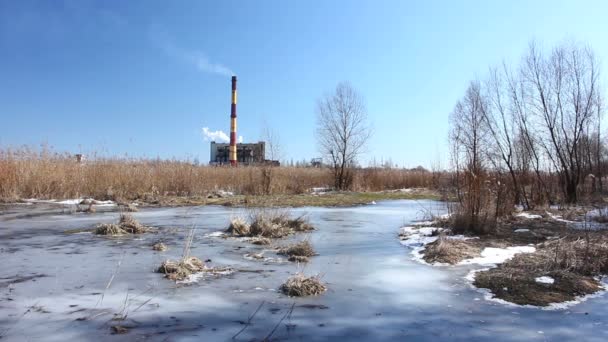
left=400, top=211, right=608, bottom=308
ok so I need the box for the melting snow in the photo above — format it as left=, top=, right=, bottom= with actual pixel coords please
left=535, top=276, right=555, bottom=284
left=515, top=212, right=542, bottom=220
left=459, top=246, right=536, bottom=266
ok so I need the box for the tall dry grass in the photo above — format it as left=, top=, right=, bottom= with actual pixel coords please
left=0, top=147, right=435, bottom=201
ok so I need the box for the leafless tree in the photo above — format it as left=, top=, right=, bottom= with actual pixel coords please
left=316, top=82, right=371, bottom=190
left=449, top=81, right=494, bottom=233
left=522, top=41, right=601, bottom=203
left=260, top=123, right=282, bottom=195
left=482, top=65, right=530, bottom=208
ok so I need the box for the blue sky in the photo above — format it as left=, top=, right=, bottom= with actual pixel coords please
left=1, top=1, right=607, bottom=167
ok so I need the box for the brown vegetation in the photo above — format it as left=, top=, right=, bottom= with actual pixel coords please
left=227, top=210, right=314, bottom=238
left=94, top=214, right=150, bottom=235
left=280, top=273, right=326, bottom=296
left=157, top=256, right=205, bottom=281
left=474, top=232, right=608, bottom=306
left=0, top=147, right=438, bottom=202
left=152, top=242, right=168, bottom=251
left=278, top=240, right=316, bottom=262
left=423, top=236, right=482, bottom=264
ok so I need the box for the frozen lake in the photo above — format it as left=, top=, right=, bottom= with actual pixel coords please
left=1, top=200, right=607, bottom=341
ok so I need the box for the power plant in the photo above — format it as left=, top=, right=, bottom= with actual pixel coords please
left=208, top=76, right=279, bottom=166
left=229, top=76, right=238, bottom=166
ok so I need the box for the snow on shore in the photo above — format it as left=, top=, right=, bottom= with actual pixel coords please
left=459, top=246, right=536, bottom=266
left=24, top=198, right=116, bottom=207
left=515, top=212, right=543, bottom=220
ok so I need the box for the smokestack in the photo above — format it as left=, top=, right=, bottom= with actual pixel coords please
left=229, top=76, right=238, bottom=166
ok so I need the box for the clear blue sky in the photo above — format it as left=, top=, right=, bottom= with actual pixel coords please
left=1, top=0, right=607, bottom=167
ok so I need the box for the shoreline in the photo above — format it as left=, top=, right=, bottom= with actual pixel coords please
left=399, top=213, right=608, bottom=309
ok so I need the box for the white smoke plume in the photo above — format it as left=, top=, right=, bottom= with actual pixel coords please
left=238, top=136, right=243, bottom=143
left=202, top=127, right=229, bottom=143
left=153, top=30, right=234, bottom=77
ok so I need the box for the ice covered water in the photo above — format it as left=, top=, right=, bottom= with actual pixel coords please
left=1, top=200, right=608, bottom=341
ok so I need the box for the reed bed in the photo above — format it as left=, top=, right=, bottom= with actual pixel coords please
left=0, top=147, right=435, bottom=201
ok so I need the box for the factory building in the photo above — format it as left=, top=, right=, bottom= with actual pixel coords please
left=210, top=141, right=267, bottom=165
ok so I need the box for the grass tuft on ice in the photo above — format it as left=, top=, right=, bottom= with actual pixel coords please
left=95, top=214, right=150, bottom=235
left=280, top=273, right=326, bottom=296
left=277, top=240, right=316, bottom=262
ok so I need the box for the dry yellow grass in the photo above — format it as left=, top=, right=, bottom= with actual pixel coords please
left=0, top=147, right=435, bottom=201
left=280, top=273, right=326, bottom=296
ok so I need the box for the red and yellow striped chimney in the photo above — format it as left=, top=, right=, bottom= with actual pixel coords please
left=229, top=76, right=238, bottom=166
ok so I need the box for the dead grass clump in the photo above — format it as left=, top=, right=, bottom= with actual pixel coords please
left=118, top=214, right=148, bottom=234
left=157, top=256, right=205, bottom=281
left=540, top=233, right=608, bottom=275
left=278, top=240, right=316, bottom=262
left=280, top=273, right=326, bottom=296
left=288, top=255, right=310, bottom=263
left=95, top=223, right=127, bottom=235
left=285, top=216, right=315, bottom=232
left=226, top=217, right=250, bottom=236
left=94, top=214, right=150, bottom=235
left=152, top=242, right=168, bottom=251
left=423, top=236, right=482, bottom=264
left=249, top=212, right=292, bottom=238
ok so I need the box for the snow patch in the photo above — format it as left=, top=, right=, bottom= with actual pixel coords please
left=459, top=246, right=536, bottom=266
left=515, top=212, right=542, bottom=220
left=205, top=231, right=226, bottom=237
left=546, top=212, right=575, bottom=224
left=176, top=268, right=235, bottom=284
left=535, top=276, right=555, bottom=284
left=514, top=229, right=530, bottom=233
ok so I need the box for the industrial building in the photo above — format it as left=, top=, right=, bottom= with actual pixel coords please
left=210, top=141, right=266, bottom=165
left=208, top=75, right=279, bottom=166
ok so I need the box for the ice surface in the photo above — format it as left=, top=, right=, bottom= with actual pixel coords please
left=2, top=199, right=608, bottom=341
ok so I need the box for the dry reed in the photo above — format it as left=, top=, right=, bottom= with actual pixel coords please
left=0, top=146, right=435, bottom=201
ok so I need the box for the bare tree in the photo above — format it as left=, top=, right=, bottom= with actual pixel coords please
left=449, top=81, right=493, bottom=234
left=316, top=82, right=371, bottom=190
left=260, top=123, right=281, bottom=195
left=482, top=65, right=529, bottom=207
left=523, top=41, right=601, bottom=203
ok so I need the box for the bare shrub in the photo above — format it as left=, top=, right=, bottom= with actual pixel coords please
left=280, top=273, right=326, bottom=296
